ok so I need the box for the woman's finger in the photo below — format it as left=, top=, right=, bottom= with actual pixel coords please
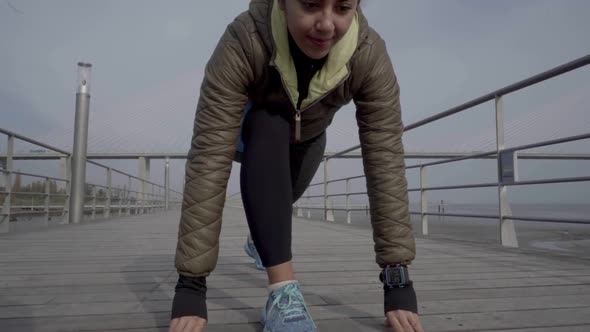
left=409, top=314, right=424, bottom=332
left=386, top=312, right=404, bottom=332
left=182, top=318, right=197, bottom=332
left=168, top=318, right=178, bottom=332
left=176, top=317, right=189, bottom=331
left=398, top=313, right=415, bottom=332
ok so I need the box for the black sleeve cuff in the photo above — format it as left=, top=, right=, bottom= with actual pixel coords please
left=384, top=284, right=418, bottom=314
left=171, top=275, right=208, bottom=320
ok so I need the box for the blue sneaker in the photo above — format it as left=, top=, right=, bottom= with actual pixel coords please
left=261, top=282, right=317, bottom=332
left=244, top=235, right=265, bottom=271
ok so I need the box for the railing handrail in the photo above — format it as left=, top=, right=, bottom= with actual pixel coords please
left=4, top=151, right=590, bottom=161
left=325, top=54, right=590, bottom=160
left=0, top=169, right=69, bottom=182
left=311, top=130, right=590, bottom=188
left=504, top=132, right=590, bottom=154
left=0, top=127, right=71, bottom=156
left=406, top=150, right=498, bottom=169
left=0, top=128, right=180, bottom=194
left=1, top=128, right=183, bottom=233
left=87, top=159, right=169, bottom=190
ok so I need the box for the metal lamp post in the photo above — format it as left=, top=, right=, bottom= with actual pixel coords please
left=69, top=62, right=92, bottom=224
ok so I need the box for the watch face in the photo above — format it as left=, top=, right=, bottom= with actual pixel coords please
left=382, top=266, right=410, bottom=288
left=388, top=269, right=401, bottom=283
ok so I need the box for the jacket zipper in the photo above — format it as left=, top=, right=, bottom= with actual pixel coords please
left=295, top=71, right=351, bottom=142
left=295, top=108, right=302, bottom=143
left=271, top=61, right=351, bottom=143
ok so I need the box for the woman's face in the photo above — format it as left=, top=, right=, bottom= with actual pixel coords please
left=279, top=0, right=359, bottom=59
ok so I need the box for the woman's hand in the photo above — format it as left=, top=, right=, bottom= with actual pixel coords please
left=169, top=316, right=207, bottom=332
left=385, top=310, right=424, bottom=332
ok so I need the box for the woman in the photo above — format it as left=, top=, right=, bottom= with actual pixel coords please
left=170, top=0, right=423, bottom=331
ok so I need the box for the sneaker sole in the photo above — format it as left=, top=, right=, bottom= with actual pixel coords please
left=262, top=325, right=316, bottom=332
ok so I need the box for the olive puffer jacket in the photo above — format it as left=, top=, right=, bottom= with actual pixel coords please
left=174, top=0, right=415, bottom=277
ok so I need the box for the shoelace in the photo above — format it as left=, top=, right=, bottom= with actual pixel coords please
left=271, top=283, right=308, bottom=319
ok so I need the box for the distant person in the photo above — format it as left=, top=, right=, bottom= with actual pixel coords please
left=170, top=1, right=422, bottom=331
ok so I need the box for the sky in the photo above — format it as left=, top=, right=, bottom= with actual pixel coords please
left=1, top=0, right=589, bottom=205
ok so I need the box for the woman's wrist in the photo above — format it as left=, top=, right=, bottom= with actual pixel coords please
left=383, top=283, right=418, bottom=314
left=171, top=275, right=208, bottom=320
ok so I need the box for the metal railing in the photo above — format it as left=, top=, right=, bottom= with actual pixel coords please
left=294, top=54, right=590, bottom=248
left=0, top=127, right=182, bottom=233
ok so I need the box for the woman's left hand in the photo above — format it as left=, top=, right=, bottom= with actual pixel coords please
left=385, top=310, right=424, bottom=332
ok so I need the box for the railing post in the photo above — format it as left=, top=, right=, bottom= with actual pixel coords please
left=296, top=189, right=303, bottom=217
left=326, top=199, right=335, bottom=222
left=157, top=186, right=161, bottom=211
left=165, top=157, right=170, bottom=210
left=420, top=164, right=428, bottom=235
left=323, top=159, right=329, bottom=221
left=118, top=186, right=123, bottom=217
left=91, top=186, right=96, bottom=220
left=69, top=63, right=92, bottom=225
left=306, top=190, right=311, bottom=219
left=1, top=135, right=15, bottom=233
left=106, top=168, right=112, bottom=219
left=138, top=157, right=146, bottom=215
left=346, top=178, right=351, bottom=224
left=44, top=177, right=50, bottom=226
left=146, top=184, right=149, bottom=214
left=150, top=183, right=154, bottom=213
left=137, top=180, right=142, bottom=215
left=60, top=156, right=71, bottom=224
left=127, top=176, right=132, bottom=216
left=495, top=95, right=518, bottom=248
left=146, top=182, right=149, bottom=214
left=141, top=180, right=146, bottom=215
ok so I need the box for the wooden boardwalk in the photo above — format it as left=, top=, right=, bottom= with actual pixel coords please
left=1, top=208, right=589, bottom=331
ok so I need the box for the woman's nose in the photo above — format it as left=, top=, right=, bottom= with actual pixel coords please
left=314, top=11, right=335, bottom=35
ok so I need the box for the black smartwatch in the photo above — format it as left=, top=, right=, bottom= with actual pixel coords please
left=379, top=264, right=412, bottom=288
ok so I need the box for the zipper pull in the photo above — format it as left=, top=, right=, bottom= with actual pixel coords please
left=295, top=109, right=301, bottom=143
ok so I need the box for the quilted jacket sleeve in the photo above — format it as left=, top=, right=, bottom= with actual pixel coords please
left=353, top=36, right=416, bottom=268
left=174, top=19, right=253, bottom=277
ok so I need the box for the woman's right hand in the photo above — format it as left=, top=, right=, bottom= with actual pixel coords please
left=169, top=316, right=207, bottom=332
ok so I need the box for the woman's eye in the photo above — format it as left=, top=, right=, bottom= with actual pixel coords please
left=337, top=5, right=352, bottom=12
left=301, top=0, right=319, bottom=9
left=300, top=1, right=352, bottom=12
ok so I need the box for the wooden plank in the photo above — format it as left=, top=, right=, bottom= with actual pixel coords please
left=0, top=295, right=54, bottom=306
left=0, top=283, right=157, bottom=297
left=480, top=325, right=590, bottom=332
left=479, top=326, right=590, bottom=332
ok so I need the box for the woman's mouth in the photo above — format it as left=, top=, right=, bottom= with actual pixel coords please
left=307, top=36, right=332, bottom=48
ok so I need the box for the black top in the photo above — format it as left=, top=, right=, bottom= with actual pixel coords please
left=288, top=32, right=327, bottom=109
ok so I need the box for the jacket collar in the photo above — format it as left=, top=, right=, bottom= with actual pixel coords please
left=249, top=0, right=369, bottom=110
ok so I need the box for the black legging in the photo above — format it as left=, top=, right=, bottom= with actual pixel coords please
left=240, top=108, right=326, bottom=268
